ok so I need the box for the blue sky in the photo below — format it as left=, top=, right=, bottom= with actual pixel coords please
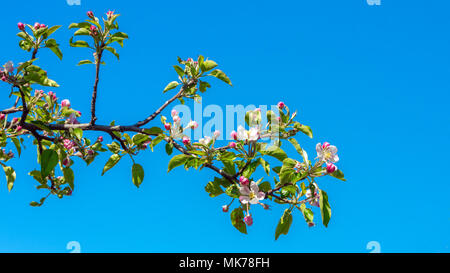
left=0, top=0, right=449, bottom=253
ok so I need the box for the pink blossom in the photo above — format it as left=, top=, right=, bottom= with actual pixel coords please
left=171, top=109, right=178, bottom=117
left=18, top=22, right=25, bottom=31
left=326, top=162, right=337, bottom=173
left=213, top=130, right=220, bottom=138
left=230, top=130, right=238, bottom=140
left=63, top=139, right=75, bottom=150
left=182, top=136, right=190, bottom=145
left=61, top=99, right=71, bottom=108
left=173, top=116, right=181, bottom=123
left=244, top=215, right=253, bottom=226
left=239, top=181, right=265, bottom=204
left=164, top=123, right=171, bottom=130
left=277, top=101, right=285, bottom=109
left=322, top=142, right=330, bottom=149
left=229, top=142, right=237, bottom=149
left=239, top=176, right=249, bottom=186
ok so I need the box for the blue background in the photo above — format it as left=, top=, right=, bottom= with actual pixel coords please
left=0, top=0, right=449, bottom=253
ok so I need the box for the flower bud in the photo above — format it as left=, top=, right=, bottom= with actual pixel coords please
left=34, top=22, right=40, bottom=29
left=40, top=24, right=46, bottom=29
left=171, top=109, right=178, bottom=117
left=308, top=222, right=316, bottom=227
left=67, top=188, right=73, bottom=196
left=182, top=136, right=190, bottom=145
left=87, top=11, right=94, bottom=18
left=244, top=215, right=253, bottom=226
left=1, top=76, right=7, bottom=82
left=230, top=130, right=238, bottom=140
left=326, top=162, right=337, bottom=173
left=229, top=142, right=237, bottom=149
left=322, top=142, right=330, bottom=149
left=61, top=99, right=71, bottom=108
left=173, top=116, right=181, bottom=123
left=62, top=157, right=71, bottom=167
left=222, top=205, right=229, bottom=213
left=277, top=101, right=285, bottom=109
left=213, top=130, right=221, bottom=138
left=18, top=22, right=25, bottom=31
left=164, top=123, right=171, bottom=130
left=15, top=126, right=22, bottom=132
left=239, top=176, right=249, bottom=186
left=0, top=114, right=5, bottom=120
left=97, top=136, right=103, bottom=142
left=90, top=25, right=97, bottom=33
left=12, top=117, right=18, bottom=124
left=106, top=10, right=114, bottom=19
left=188, top=120, right=198, bottom=129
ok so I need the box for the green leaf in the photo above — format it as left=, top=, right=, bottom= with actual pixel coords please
left=294, top=122, right=313, bottom=138
left=73, top=28, right=91, bottom=36
left=230, top=208, right=247, bottom=234
left=143, top=127, right=163, bottom=135
left=261, top=146, right=287, bottom=162
left=132, top=134, right=149, bottom=146
left=105, top=46, right=119, bottom=60
left=319, top=189, right=332, bottom=227
left=205, top=180, right=224, bottom=197
left=330, top=169, right=346, bottom=181
left=45, top=39, right=63, bottom=60
left=11, top=137, right=21, bottom=157
left=209, top=69, right=232, bottom=86
left=163, top=81, right=179, bottom=93
left=77, top=60, right=94, bottom=66
left=69, top=37, right=90, bottom=48
left=167, top=154, right=190, bottom=172
left=199, top=81, right=211, bottom=93
left=200, top=60, right=218, bottom=73
left=132, top=163, right=145, bottom=188
left=225, top=184, right=240, bottom=198
left=1, top=165, right=16, bottom=192
left=287, top=138, right=303, bottom=155
left=259, top=158, right=270, bottom=175
left=72, top=128, right=83, bottom=140
left=173, top=65, right=185, bottom=77
left=102, top=154, right=122, bottom=176
left=40, top=149, right=59, bottom=178
left=165, top=142, right=173, bottom=155
left=258, top=181, right=272, bottom=193
left=63, top=168, right=75, bottom=190
left=69, top=22, right=91, bottom=29
left=275, top=209, right=293, bottom=240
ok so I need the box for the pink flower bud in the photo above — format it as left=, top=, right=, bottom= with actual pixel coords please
left=222, top=205, right=229, bottom=213
left=12, top=117, right=18, bottom=124
left=15, top=126, right=22, bottom=132
left=62, top=157, right=71, bottom=167
left=229, top=142, right=236, bottom=149
left=164, top=123, right=171, bottom=130
left=308, top=222, right=315, bottom=227
left=322, top=142, right=330, bottom=149
left=190, top=121, right=199, bottom=129
left=213, top=130, right=221, bottom=138
left=61, top=99, right=71, bottom=108
left=0, top=114, right=5, bottom=120
left=48, top=91, right=53, bottom=97
left=230, top=130, right=238, bottom=140
left=277, top=101, right=285, bottom=109
left=239, top=176, right=249, bottom=186
left=255, top=108, right=261, bottom=112
left=97, top=136, right=103, bottom=142
left=182, top=136, right=190, bottom=145
left=90, top=25, right=97, bottom=32
left=67, top=188, right=73, bottom=196
left=326, top=162, right=337, bottom=173
left=171, top=109, right=178, bottom=117
left=18, top=22, right=25, bottom=31
left=106, top=10, right=114, bottom=19
left=1, top=76, right=7, bottom=82
left=173, top=116, right=181, bottom=123
left=40, top=24, right=46, bottom=29
left=34, top=22, right=40, bottom=29
left=77, top=111, right=82, bottom=116
left=244, top=215, right=253, bottom=226
left=87, top=11, right=94, bottom=18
